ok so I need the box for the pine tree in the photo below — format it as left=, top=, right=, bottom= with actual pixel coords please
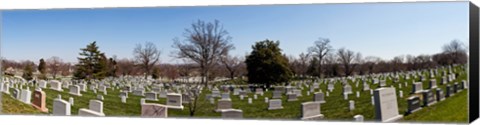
left=73, top=41, right=109, bottom=80
left=22, top=63, right=34, bottom=81
left=38, top=58, right=47, bottom=79
left=245, top=39, right=293, bottom=88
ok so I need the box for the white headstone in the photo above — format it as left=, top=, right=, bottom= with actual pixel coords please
left=53, top=99, right=71, bottom=116
left=268, top=99, right=284, bottom=110
left=373, top=88, right=403, bottom=122
left=69, top=97, right=74, bottom=106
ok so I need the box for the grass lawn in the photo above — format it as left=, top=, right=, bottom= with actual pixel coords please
left=402, top=89, right=468, bottom=124
left=1, top=92, right=44, bottom=115
left=0, top=65, right=469, bottom=123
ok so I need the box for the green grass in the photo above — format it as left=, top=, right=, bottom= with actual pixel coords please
left=402, top=90, right=468, bottom=123
left=1, top=93, right=44, bottom=114
left=0, top=65, right=469, bottom=123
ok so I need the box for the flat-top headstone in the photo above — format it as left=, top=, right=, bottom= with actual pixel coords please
left=411, top=82, right=423, bottom=94
left=422, top=90, right=436, bottom=106
left=268, top=99, right=284, bottom=110
left=221, top=109, right=243, bottom=119
left=133, top=90, right=145, bottom=96
left=221, top=93, right=230, bottom=100
left=32, top=90, right=48, bottom=112
left=314, top=92, right=326, bottom=103
left=272, top=91, right=283, bottom=99
left=436, top=88, right=445, bottom=101
left=141, top=103, right=168, bottom=118
left=166, top=93, right=183, bottom=109
left=406, top=96, right=422, bottom=114
left=446, top=85, right=454, bottom=97
left=216, top=99, right=233, bottom=112
left=301, top=102, right=324, bottom=120
left=373, top=88, right=403, bottom=122
left=145, top=92, right=158, bottom=101
left=429, top=79, right=437, bottom=89
left=287, top=93, right=298, bottom=102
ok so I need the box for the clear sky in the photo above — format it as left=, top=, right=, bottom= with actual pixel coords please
left=0, top=2, right=469, bottom=64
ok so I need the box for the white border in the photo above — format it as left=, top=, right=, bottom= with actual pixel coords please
left=0, top=0, right=477, bottom=125
left=0, top=0, right=471, bottom=10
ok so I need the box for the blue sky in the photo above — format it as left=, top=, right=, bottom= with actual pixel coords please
left=1, top=2, right=469, bottom=64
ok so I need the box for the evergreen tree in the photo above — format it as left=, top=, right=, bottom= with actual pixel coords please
left=245, top=39, right=292, bottom=88
left=22, top=63, right=34, bottom=81
left=73, top=41, right=109, bottom=80
left=307, top=57, right=320, bottom=77
left=151, top=66, right=160, bottom=79
left=38, top=58, right=47, bottom=79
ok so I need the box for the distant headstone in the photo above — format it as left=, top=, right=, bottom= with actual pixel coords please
left=145, top=92, right=158, bottom=101
left=119, top=92, right=128, bottom=98
left=97, top=95, right=104, bottom=100
left=314, top=92, right=326, bottom=103
left=429, top=79, right=437, bottom=89
left=343, top=85, right=353, bottom=95
left=166, top=93, right=183, bottom=109
left=268, top=99, right=284, bottom=110
left=50, top=80, right=63, bottom=91
left=349, top=100, right=355, bottom=111
left=422, top=90, right=436, bottom=106
left=69, top=85, right=82, bottom=96
left=133, top=90, right=145, bottom=96
left=12, top=88, right=20, bottom=99
left=287, top=93, right=298, bottom=102
left=121, top=95, right=127, bottom=103
left=411, top=82, right=423, bottom=94
left=435, top=88, right=445, bottom=101
left=272, top=91, right=283, bottom=99
left=446, top=85, right=454, bottom=97
left=69, top=97, right=74, bottom=106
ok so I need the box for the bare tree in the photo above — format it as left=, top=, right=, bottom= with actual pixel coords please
left=363, top=56, right=381, bottom=74
left=116, top=58, right=136, bottom=76
left=220, top=55, right=243, bottom=80
left=337, top=48, right=357, bottom=76
left=133, top=42, right=162, bottom=79
left=391, top=55, right=405, bottom=73
left=172, top=20, right=234, bottom=87
left=297, top=53, right=310, bottom=77
left=308, top=38, right=333, bottom=78
left=47, top=56, right=62, bottom=79
left=442, top=39, right=468, bottom=64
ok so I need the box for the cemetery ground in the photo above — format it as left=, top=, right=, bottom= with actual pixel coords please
left=0, top=65, right=469, bottom=123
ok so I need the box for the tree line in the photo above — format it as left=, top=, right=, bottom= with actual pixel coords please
left=1, top=20, right=468, bottom=88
